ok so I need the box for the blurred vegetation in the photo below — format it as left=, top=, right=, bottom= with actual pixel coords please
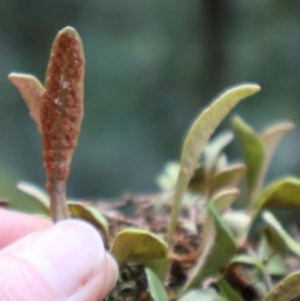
left=0, top=0, right=300, bottom=206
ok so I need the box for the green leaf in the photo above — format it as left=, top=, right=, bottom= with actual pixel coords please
left=260, top=122, right=295, bottom=161
left=232, top=121, right=294, bottom=210
left=156, top=161, right=179, bottom=190
left=167, top=84, right=261, bottom=243
left=211, top=163, right=246, bottom=193
left=224, top=254, right=269, bottom=297
left=211, top=188, right=240, bottom=213
left=17, top=181, right=50, bottom=214
left=145, top=258, right=169, bottom=281
left=67, top=201, right=109, bottom=239
left=257, top=234, right=287, bottom=276
left=110, top=229, right=168, bottom=268
left=182, top=204, right=237, bottom=292
left=145, top=267, right=169, bottom=301
left=203, top=131, right=234, bottom=176
left=266, top=254, right=287, bottom=276
left=227, top=254, right=265, bottom=275
left=231, top=116, right=265, bottom=202
left=218, top=278, right=244, bottom=301
left=178, top=288, right=219, bottom=301
left=188, top=164, right=206, bottom=193
left=251, top=177, right=300, bottom=212
left=262, top=211, right=300, bottom=257
left=262, top=272, right=300, bottom=301
left=8, top=73, right=45, bottom=132
left=215, top=154, right=228, bottom=171
left=222, top=211, right=251, bottom=239
left=257, top=122, right=295, bottom=191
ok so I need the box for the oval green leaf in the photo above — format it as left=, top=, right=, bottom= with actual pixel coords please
left=211, top=188, right=240, bottom=213
left=167, top=84, right=261, bottom=243
left=110, top=229, right=168, bottom=266
left=211, top=163, right=246, bottom=193
left=67, top=201, right=109, bottom=238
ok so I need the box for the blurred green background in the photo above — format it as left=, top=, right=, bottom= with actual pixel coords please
left=0, top=0, right=300, bottom=210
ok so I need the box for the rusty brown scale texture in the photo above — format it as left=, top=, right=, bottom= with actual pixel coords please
left=41, top=28, right=85, bottom=194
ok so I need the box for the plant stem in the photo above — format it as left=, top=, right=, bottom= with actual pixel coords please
left=49, top=180, right=70, bottom=222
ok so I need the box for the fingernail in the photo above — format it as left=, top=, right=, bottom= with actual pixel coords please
left=5, top=219, right=106, bottom=297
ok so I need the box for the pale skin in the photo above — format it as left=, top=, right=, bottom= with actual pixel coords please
left=0, top=208, right=118, bottom=301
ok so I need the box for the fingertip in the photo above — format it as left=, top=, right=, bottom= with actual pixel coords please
left=105, top=252, right=119, bottom=290
left=0, top=217, right=119, bottom=301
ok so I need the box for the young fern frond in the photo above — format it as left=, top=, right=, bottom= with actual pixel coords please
left=42, top=27, right=85, bottom=221
left=9, top=27, right=85, bottom=222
